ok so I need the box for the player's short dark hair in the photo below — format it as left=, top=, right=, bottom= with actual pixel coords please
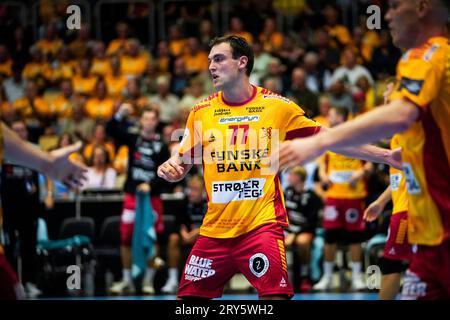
left=209, top=35, right=254, bottom=76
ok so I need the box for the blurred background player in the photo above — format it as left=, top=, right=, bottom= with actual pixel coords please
left=284, top=166, right=322, bottom=292
left=160, top=174, right=206, bottom=294
left=106, top=103, right=170, bottom=294
left=363, top=81, right=412, bottom=300
left=314, top=106, right=373, bottom=292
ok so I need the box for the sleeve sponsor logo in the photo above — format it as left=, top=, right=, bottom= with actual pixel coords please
left=262, top=95, right=291, bottom=103
left=211, top=178, right=265, bottom=203
left=390, top=173, right=403, bottom=191
left=398, top=77, right=424, bottom=96
left=218, top=115, right=260, bottom=124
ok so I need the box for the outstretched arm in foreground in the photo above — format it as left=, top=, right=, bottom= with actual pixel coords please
left=2, top=122, right=87, bottom=188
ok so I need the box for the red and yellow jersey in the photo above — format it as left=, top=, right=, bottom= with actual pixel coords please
left=389, top=134, right=408, bottom=215
left=322, top=152, right=367, bottom=199
left=178, top=86, right=321, bottom=238
left=389, top=36, right=450, bottom=245
left=84, top=97, right=115, bottom=121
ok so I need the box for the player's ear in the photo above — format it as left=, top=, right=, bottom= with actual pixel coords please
left=417, top=0, right=431, bottom=18
left=238, top=55, right=248, bottom=72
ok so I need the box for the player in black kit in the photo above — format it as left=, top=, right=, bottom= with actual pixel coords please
left=106, top=103, right=170, bottom=294
left=284, top=166, right=322, bottom=292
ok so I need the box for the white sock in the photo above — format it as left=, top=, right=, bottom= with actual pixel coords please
left=300, top=264, right=309, bottom=277
left=144, top=267, right=156, bottom=284
left=352, top=262, right=362, bottom=281
left=122, top=269, right=132, bottom=283
left=168, top=268, right=178, bottom=282
left=323, top=261, right=334, bottom=279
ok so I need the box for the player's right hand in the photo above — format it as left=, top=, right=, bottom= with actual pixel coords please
left=363, top=201, right=384, bottom=222
left=157, top=156, right=186, bottom=182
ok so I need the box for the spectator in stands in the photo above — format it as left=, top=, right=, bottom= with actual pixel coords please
left=155, top=40, right=174, bottom=76
left=2, top=63, right=26, bottom=103
left=36, top=23, right=63, bottom=61
left=68, top=23, right=93, bottom=60
left=259, top=17, right=284, bottom=54
left=120, top=38, right=150, bottom=78
left=49, top=46, right=76, bottom=86
left=261, top=57, right=286, bottom=94
left=91, top=41, right=111, bottom=78
left=0, top=44, right=12, bottom=84
left=8, top=25, right=30, bottom=67
left=199, top=19, right=215, bottom=50
left=287, top=67, right=318, bottom=118
left=178, top=76, right=208, bottom=113
left=322, top=4, right=351, bottom=48
left=84, top=79, right=115, bottom=121
left=313, top=94, right=332, bottom=127
left=72, top=57, right=97, bottom=97
left=59, top=98, right=95, bottom=142
left=226, top=17, right=254, bottom=44
left=327, top=79, right=356, bottom=115
left=82, top=145, right=117, bottom=190
left=302, top=51, right=332, bottom=94
left=106, top=22, right=130, bottom=57
left=249, top=41, right=272, bottom=86
left=122, top=78, right=150, bottom=118
left=169, top=57, right=190, bottom=97
left=167, top=25, right=187, bottom=57
left=182, top=37, right=208, bottom=76
left=105, top=56, right=127, bottom=100
left=22, top=46, right=51, bottom=92
left=370, top=30, right=402, bottom=81
left=311, top=29, right=340, bottom=72
left=82, top=122, right=116, bottom=164
left=150, top=75, right=180, bottom=128
left=13, top=81, right=54, bottom=141
left=329, top=47, right=374, bottom=94
left=284, top=166, right=322, bottom=293
left=51, top=79, right=75, bottom=123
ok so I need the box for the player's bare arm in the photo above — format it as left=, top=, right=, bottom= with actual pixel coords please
left=364, top=186, right=392, bottom=222
left=276, top=99, right=418, bottom=170
left=2, top=122, right=87, bottom=188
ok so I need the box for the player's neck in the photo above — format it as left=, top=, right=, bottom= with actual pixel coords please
left=412, top=25, right=447, bottom=48
left=222, top=81, right=254, bottom=105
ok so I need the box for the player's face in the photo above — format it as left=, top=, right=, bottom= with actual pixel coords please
left=208, top=42, right=241, bottom=90
left=385, top=0, right=420, bottom=49
left=288, top=172, right=302, bottom=188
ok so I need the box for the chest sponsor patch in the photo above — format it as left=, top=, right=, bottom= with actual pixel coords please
left=211, top=178, right=265, bottom=203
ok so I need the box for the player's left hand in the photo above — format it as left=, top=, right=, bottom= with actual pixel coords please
left=45, top=141, right=87, bottom=189
left=275, top=136, right=324, bottom=171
